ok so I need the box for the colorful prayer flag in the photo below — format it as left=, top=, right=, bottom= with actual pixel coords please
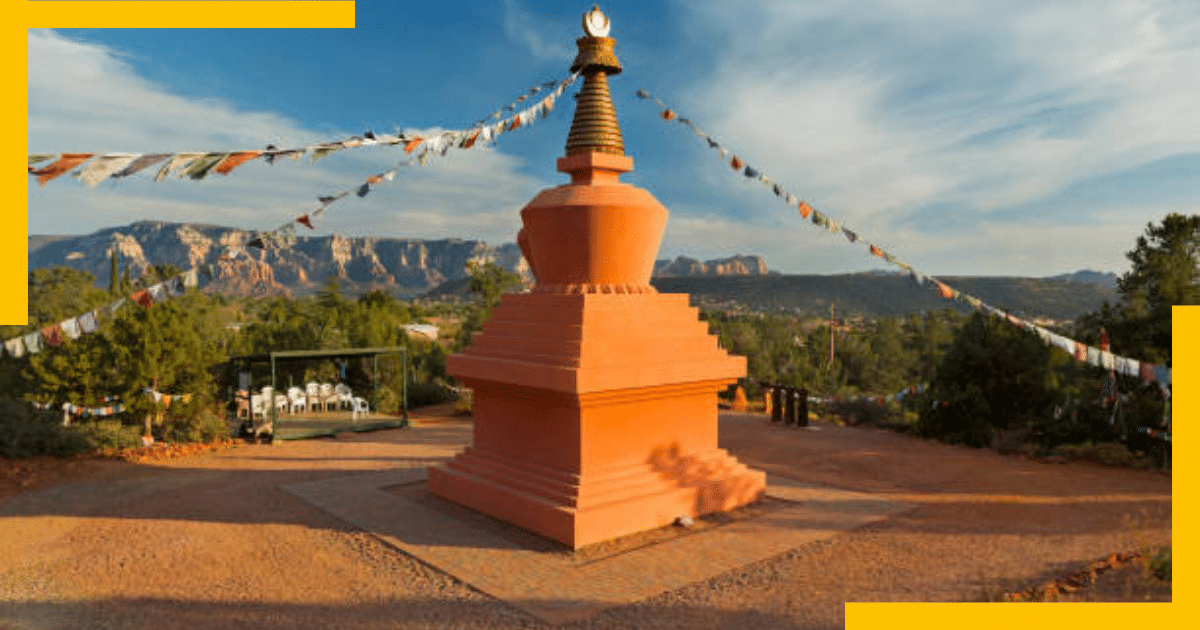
left=60, top=317, right=81, bottom=340
left=30, top=153, right=94, bottom=186
left=155, top=153, right=204, bottom=181
left=75, top=154, right=138, bottom=187
left=113, top=153, right=171, bottom=178
left=3, top=337, right=24, bottom=358
left=215, top=151, right=261, bottom=175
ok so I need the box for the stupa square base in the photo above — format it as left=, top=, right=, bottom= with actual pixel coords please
left=427, top=442, right=766, bottom=549
left=435, top=289, right=764, bottom=548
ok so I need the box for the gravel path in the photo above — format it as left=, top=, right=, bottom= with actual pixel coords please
left=0, top=411, right=1171, bottom=629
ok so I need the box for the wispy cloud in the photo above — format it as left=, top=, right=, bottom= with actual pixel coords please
left=660, top=0, right=1200, bottom=275
left=499, top=0, right=574, bottom=62
left=27, top=29, right=552, bottom=247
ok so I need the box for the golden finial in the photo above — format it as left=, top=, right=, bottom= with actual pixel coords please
left=565, top=5, right=624, bottom=156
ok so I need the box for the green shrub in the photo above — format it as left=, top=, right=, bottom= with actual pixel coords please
left=0, top=399, right=145, bottom=457
left=70, top=420, right=143, bottom=452
left=917, top=383, right=995, bottom=448
left=454, top=388, right=473, bottom=416
left=1054, top=442, right=1147, bottom=468
left=406, top=380, right=454, bottom=409
left=826, top=398, right=897, bottom=426
left=0, top=399, right=78, bottom=458
left=1148, top=548, right=1171, bottom=583
left=161, top=407, right=229, bottom=444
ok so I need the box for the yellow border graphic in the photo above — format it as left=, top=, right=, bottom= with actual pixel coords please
left=11, top=1, right=354, bottom=325
left=10, top=3, right=1188, bottom=630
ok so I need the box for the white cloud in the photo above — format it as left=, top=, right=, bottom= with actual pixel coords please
left=500, top=0, right=574, bottom=63
left=27, top=29, right=552, bottom=248
left=662, top=0, right=1200, bottom=275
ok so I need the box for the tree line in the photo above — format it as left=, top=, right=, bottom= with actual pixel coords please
left=709, top=214, right=1191, bottom=465
left=0, top=259, right=504, bottom=457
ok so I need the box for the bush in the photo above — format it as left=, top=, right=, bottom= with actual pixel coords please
left=0, top=399, right=147, bottom=457
left=826, top=398, right=897, bottom=427
left=454, top=388, right=473, bottom=417
left=0, top=399, right=94, bottom=458
left=917, top=383, right=995, bottom=448
left=406, top=380, right=455, bottom=409
left=70, top=420, right=144, bottom=452
left=1054, top=442, right=1147, bottom=468
left=161, top=407, right=230, bottom=444
left=1148, top=548, right=1171, bottom=583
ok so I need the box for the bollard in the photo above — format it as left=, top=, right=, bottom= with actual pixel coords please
left=797, top=387, right=809, bottom=427
left=784, top=386, right=797, bottom=426
left=771, top=386, right=783, bottom=423
left=731, top=385, right=748, bottom=412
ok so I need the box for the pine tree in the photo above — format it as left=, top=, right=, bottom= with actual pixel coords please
left=109, top=250, right=120, bottom=296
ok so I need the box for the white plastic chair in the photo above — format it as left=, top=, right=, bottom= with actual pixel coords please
left=250, top=393, right=268, bottom=419
left=286, top=387, right=307, bottom=414
left=318, top=383, right=338, bottom=412
left=350, top=396, right=369, bottom=420
left=262, top=386, right=286, bottom=414
left=305, top=382, right=322, bottom=412
left=335, top=383, right=354, bottom=410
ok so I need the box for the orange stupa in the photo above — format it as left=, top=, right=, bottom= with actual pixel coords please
left=427, top=6, right=766, bottom=549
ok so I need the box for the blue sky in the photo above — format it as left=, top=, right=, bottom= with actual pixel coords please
left=27, top=0, right=1200, bottom=277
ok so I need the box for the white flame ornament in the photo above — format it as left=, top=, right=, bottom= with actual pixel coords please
left=583, top=5, right=611, bottom=37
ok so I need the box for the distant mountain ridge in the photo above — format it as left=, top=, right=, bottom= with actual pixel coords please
left=650, top=275, right=1116, bottom=321
left=28, top=221, right=773, bottom=298
left=1047, top=270, right=1119, bottom=288
left=653, top=255, right=770, bottom=277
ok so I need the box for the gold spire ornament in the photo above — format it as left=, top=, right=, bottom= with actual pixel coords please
left=565, top=5, right=625, bottom=156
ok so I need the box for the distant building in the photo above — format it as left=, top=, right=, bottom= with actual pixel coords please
left=401, top=323, right=439, bottom=341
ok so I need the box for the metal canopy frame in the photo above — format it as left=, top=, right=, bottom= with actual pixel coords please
left=228, top=346, right=408, bottom=441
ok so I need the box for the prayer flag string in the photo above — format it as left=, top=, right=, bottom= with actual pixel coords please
left=9, top=74, right=585, bottom=364
left=634, top=89, right=1172, bottom=393
left=28, top=73, right=580, bottom=188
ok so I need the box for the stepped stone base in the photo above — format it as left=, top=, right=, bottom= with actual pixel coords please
left=430, top=292, right=766, bottom=549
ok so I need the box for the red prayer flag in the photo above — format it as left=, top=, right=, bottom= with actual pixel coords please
left=41, top=324, right=63, bottom=347
left=296, top=215, right=314, bottom=230
left=215, top=151, right=261, bottom=175
left=798, top=202, right=812, bottom=219
left=1140, top=362, right=1156, bottom=384
left=662, top=109, right=676, bottom=121
left=869, top=244, right=883, bottom=257
left=366, top=174, right=384, bottom=184
left=936, top=281, right=954, bottom=299
left=508, top=117, right=521, bottom=131
left=131, top=289, right=152, bottom=308
left=730, top=156, right=744, bottom=170
left=30, top=153, right=94, bottom=186
left=1074, top=341, right=1088, bottom=363
left=404, top=138, right=424, bottom=154
left=463, top=129, right=481, bottom=149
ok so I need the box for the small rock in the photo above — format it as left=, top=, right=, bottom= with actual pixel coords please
left=675, top=515, right=694, bottom=528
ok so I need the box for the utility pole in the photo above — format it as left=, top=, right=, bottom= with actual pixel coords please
left=828, top=302, right=836, bottom=366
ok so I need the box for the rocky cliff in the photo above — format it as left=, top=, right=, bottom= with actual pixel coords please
left=653, top=255, right=771, bottom=277
left=29, top=221, right=771, bottom=298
